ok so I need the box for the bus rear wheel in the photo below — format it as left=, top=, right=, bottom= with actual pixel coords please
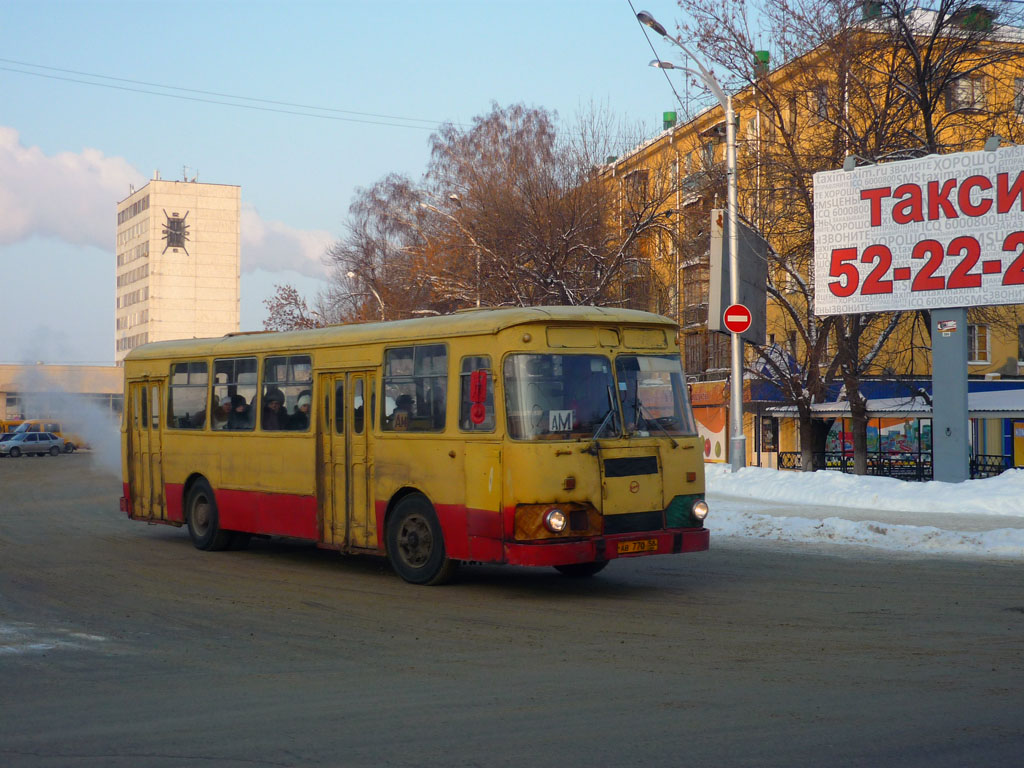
left=186, top=478, right=231, bottom=551
left=386, top=494, right=457, bottom=586
left=554, top=561, right=609, bottom=578
left=64, top=443, right=76, bottom=453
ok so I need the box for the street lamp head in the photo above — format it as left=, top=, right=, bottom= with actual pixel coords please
left=636, top=10, right=669, bottom=38
left=346, top=271, right=356, bottom=280
left=649, top=59, right=679, bottom=71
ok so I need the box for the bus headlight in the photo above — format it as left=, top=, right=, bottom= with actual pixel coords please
left=691, top=500, right=709, bottom=521
left=543, top=508, right=568, bottom=533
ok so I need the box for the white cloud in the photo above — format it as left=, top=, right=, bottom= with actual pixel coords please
left=240, top=205, right=334, bottom=278
left=0, top=126, right=142, bottom=248
left=0, top=125, right=336, bottom=278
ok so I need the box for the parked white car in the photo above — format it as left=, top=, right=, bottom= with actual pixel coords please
left=0, top=431, right=65, bottom=457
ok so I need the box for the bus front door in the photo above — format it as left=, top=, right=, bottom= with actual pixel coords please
left=320, top=372, right=373, bottom=550
left=127, top=380, right=166, bottom=521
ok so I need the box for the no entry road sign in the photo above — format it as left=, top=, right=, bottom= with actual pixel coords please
left=723, top=303, right=752, bottom=335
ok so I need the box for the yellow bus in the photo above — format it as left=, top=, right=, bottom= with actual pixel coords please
left=120, top=306, right=709, bottom=584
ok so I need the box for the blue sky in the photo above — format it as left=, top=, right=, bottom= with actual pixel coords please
left=0, top=0, right=696, bottom=365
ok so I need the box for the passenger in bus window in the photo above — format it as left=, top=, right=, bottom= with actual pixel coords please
left=289, top=391, right=312, bottom=430
left=263, top=387, right=287, bottom=430
left=227, top=395, right=251, bottom=429
left=210, top=396, right=230, bottom=430
left=391, top=393, right=413, bottom=430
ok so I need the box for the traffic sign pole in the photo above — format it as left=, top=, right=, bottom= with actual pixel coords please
left=726, top=98, right=746, bottom=473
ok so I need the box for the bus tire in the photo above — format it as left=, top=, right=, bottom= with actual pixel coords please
left=64, top=443, right=76, bottom=453
left=554, top=561, right=609, bottom=578
left=185, top=478, right=231, bottom=551
left=386, top=494, right=457, bottom=586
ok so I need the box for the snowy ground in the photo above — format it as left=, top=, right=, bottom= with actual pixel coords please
left=705, top=464, right=1024, bottom=558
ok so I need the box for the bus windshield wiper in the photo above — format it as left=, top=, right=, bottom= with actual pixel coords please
left=632, top=398, right=679, bottom=448
left=583, top=386, right=618, bottom=455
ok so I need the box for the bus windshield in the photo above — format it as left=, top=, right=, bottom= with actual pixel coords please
left=503, top=354, right=618, bottom=440
left=614, top=355, right=698, bottom=437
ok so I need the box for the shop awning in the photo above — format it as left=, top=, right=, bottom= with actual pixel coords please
left=765, top=389, right=1024, bottom=420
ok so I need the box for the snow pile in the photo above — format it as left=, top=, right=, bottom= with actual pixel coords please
left=703, top=465, right=1024, bottom=557
left=706, top=464, right=1024, bottom=517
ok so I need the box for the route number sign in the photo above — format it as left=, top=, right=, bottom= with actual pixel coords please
left=813, top=145, right=1024, bottom=315
left=723, top=303, right=752, bottom=335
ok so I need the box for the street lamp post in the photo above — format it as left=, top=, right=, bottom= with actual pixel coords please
left=638, top=10, right=746, bottom=472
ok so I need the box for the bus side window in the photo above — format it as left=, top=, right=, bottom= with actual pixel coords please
left=151, top=386, right=160, bottom=429
left=459, top=356, right=495, bottom=432
left=213, top=357, right=257, bottom=431
left=168, top=361, right=208, bottom=429
left=382, top=345, right=447, bottom=432
left=353, top=379, right=364, bottom=435
left=334, top=381, right=344, bottom=434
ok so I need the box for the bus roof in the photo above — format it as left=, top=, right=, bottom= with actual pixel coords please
left=124, top=306, right=676, bottom=362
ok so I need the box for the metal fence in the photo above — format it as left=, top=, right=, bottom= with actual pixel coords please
left=777, top=452, right=1012, bottom=481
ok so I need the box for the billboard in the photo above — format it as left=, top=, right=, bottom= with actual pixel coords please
left=813, top=145, right=1024, bottom=316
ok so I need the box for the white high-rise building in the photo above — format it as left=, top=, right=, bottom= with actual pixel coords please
left=115, top=176, right=241, bottom=362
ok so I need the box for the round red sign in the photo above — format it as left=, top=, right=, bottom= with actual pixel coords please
left=723, top=303, right=752, bottom=335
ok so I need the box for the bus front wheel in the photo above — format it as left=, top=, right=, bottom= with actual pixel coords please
left=554, top=561, right=609, bottom=578
left=386, top=494, right=457, bottom=586
left=186, top=478, right=231, bottom=551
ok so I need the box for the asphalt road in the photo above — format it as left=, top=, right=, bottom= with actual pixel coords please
left=1, top=454, right=1022, bottom=768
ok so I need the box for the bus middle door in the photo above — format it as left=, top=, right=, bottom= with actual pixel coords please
left=320, top=372, right=373, bottom=550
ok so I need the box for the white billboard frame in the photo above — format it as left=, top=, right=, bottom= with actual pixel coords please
left=813, top=145, right=1024, bottom=316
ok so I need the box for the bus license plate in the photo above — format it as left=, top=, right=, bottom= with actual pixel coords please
left=617, top=539, right=658, bottom=555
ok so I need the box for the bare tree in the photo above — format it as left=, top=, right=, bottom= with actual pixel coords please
left=315, top=103, right=681, bottom=320
left=263, top=284, right=334, bottom=331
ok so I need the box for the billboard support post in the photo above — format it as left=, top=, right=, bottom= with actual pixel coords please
left=931, top=308, right=970, bottom=482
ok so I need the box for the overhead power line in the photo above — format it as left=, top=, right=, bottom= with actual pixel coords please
left=0, top=57, right=461, bottom=131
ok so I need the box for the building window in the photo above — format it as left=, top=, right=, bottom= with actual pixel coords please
left=702, top=141, right=715, bottom=168
left=622, top=169, right=650, bottom=205
left=968, top=324, right=989, bottom=363
left=1017, top=325, right=1024, bottom=367
left=684, top=332, right=708, bottom=374
left=1015, top=78, right=1024, bottom=116
left=809, top=83, right=829, bottom=122
left=709, top=332, right=731, bottom=371
left=788, top=330, right=798, bottom=359
left=946, top=77, right=986, bottom=112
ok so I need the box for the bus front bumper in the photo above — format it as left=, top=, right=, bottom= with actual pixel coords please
left=504, top=527, right=708, bottom=567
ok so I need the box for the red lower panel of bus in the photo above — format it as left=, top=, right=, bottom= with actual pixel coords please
left=163, top=483, right=318, bottom=541
left=147, top=486, right=705, bottom=567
